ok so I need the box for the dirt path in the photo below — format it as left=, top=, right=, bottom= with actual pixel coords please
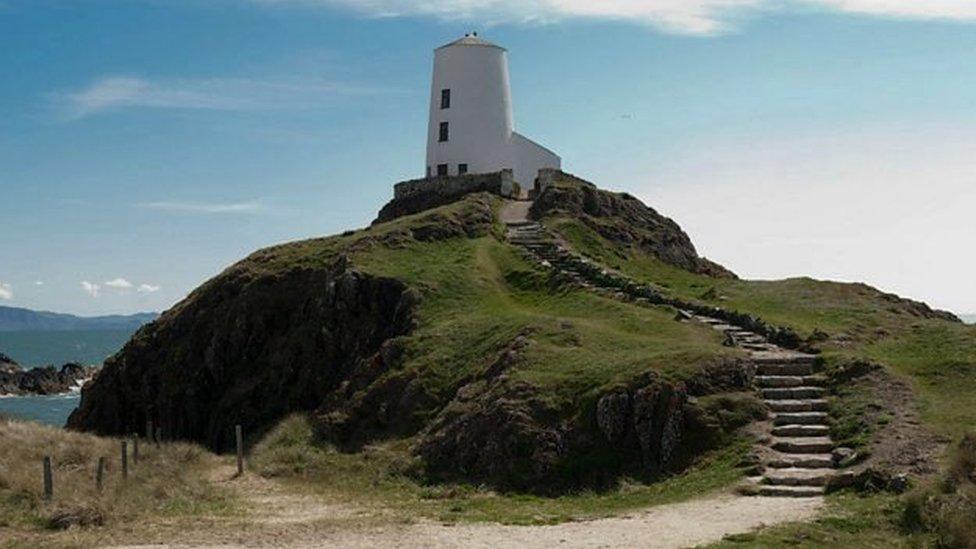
left=109, top=463, right=823, bottom=548
left=499, top=199, right=532, bottom=224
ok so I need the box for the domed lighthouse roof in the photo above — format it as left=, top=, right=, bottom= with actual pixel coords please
left=436, top=33, right=506, bottom=51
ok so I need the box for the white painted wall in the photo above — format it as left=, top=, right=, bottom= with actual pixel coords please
left=425, top=35, right=560, bottom=187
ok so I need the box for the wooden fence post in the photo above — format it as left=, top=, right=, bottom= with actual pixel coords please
left=42, top=456, right=53, bottom=501
left=121, top=440, right=128, bottom=480
left=235, top=424, right=244, bottom=476
left=155, top=427, right=162, bottom=448
left=146, top=420, right=154, bottom=444
left=96, top=457, right=106, bottom=492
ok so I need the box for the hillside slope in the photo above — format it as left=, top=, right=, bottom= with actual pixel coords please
left=70, top=193, right=755, bottom=492
left=532, top=173, right=975, bottom=442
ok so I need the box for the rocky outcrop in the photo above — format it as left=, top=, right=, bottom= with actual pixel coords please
left=530, top=171, right=735, bottom=278
left=0, top=360, right=96, bottom=396
left=0, top=352, right=19, bottom=374
left=68, top=262, right=418, bottom=451
left=596, top=378, right=689, bottom=475
left=69, top=196, right=498, bottom=450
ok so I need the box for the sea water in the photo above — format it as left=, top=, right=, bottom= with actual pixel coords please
left=0, top=392, right=81, bottom=426
left=0, top=329, right=133, bottom=426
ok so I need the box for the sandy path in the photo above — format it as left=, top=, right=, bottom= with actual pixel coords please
left=317, top=494, right=822, bottom=549
left=110, top=464, right=823, bottom=549
left=499, top=200, right=532, bottom=224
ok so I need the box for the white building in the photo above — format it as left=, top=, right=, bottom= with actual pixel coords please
left=425, top=33, right=561, bottom=188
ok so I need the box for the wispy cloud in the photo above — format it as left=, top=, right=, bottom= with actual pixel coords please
left=53, top=75, right=385, bottom=120
left=137, top=284, right=162, bottom=294
left=0, top=282, right=12, bottom=300
left=138, top=200, right=265, bottom=214
left=34, top=280, right=44, bottom=286
left=104, top=278, right=133, bottom=289
left=253, top=0, right=976, bottom=34
left=81, top=281, right=101, bottom=298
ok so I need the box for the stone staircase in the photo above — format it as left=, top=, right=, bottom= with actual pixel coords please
left=505, top=218, right=839, bottom=497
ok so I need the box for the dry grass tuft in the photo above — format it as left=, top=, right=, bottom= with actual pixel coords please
left=902, top=432, right=976, bottom=548
left=0, top=416, right=233, bottom=535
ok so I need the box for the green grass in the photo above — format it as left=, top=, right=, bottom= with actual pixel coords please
left=251, top=414, right=754, bottom=525
left=350, top=230, right=738, bottom=413
left=547, top=216, right=976, bottom=437
left=711, top=493, right=934, bottom=548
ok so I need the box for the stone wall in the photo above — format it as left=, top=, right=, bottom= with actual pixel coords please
left=376, top=170, right=516, bottom=224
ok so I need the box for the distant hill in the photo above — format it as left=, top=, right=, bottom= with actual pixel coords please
left=0, top=306, right=157, bottom=332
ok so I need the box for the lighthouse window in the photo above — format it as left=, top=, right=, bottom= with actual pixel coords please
left=439, top=122, right=449, bottom=142
left=458, top=163, right=468, bottom=175
left=441, top=89, right=451, bottom=109
left=437, top=164, right=449, bottom=176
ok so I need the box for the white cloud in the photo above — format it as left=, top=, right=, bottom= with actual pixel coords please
left=138, top=201, right=264, bottom=214
left=137, top=284, right=162, bottom=294
left=81, top=281, right=101, bottom=298
left=0, top=283, right=12, bottom=300
left=104, top=278, right=134, bottom=289
left=251, top=0, right=976, bottom=34
left=806, top=0, right=976, bottom=21
left=34, top=280, right=44, bottom=286
left=54, top=75, right=384, bottom=120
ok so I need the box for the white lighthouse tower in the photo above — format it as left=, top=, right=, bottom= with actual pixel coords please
left=425, top=33, right=560, bottom=187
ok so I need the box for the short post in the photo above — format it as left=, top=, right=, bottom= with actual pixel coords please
left=146, top=420, right=154, bottom=444
left=235, top=424, right=244, bottom=476
left=155, top=427, right=161, bottom=448
left=121, top=440, right=128, bottom=480
left=96, top=457, right=106, bottom=492
left=132, top=435, right=139, bottom=463
left=42, top=456, right=53, bottom=501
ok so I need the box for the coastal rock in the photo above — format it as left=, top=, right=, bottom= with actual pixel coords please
left=0, top=360, right=96, bottom=396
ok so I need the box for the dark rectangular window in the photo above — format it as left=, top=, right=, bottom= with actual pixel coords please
left=458, top=163, right=468, bottom=175
left=426, top=166, right=432, bottom=178
left=441, top=89, right=451, bottom=109
left=439, top=121, right=449, bottom=142
left=437, top=164, right=449, bottom=177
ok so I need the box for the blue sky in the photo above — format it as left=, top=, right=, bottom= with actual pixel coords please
left=1, top=0, right=974, bottom=316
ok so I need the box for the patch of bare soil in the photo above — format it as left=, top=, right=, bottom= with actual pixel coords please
left=103, top=465, right=823, bottom=549
left=848, top=366, right=946, bottom=476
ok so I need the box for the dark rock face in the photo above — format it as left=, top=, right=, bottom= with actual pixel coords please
left=0, top=361, right=96, bottom=396
left=598, top=379, right=688, bottom=475
left=67, top=261, right=419, bottom=451
left=530, top=171, right=735, bottom=278
left=418, top=381, right=569, bottom=492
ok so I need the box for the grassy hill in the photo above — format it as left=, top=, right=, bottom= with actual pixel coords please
left=53, top=174, right=974, bottom=544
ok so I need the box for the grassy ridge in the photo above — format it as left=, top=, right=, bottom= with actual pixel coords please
left=547, top=216, right=976, bottom=437
left=350, top=228, right=738, bottom=414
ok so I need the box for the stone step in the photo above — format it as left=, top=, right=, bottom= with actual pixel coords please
left=772, top=412, right=829, bottom=426
left=772, top=437, right=834, bottom=454
left=772, top=424, right=831, bottom=437
left=752, top=351, right=819, bottom=365
left=756, top=362, right=819, bottom=376
left=762, top=387, right=825, bottom=400
left=763, top=468, right=835, bottom=487
left=756, top=375, right=827, bottom=388
left=766, top=453, right=834, bottom=469
left=757, top=485, right=825, bottom=498
left=766, top=399, right=829, bottom=413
